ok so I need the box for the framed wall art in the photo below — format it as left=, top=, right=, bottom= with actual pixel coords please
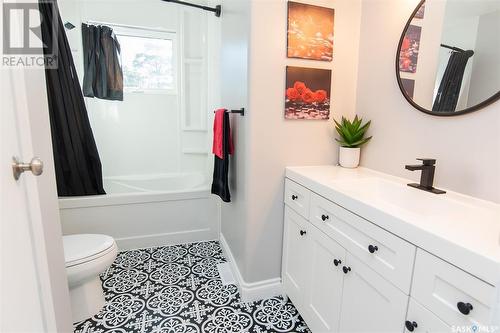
left=285, top=66, right=332, bottom=120
left=287, top=2, right=334, bottom=61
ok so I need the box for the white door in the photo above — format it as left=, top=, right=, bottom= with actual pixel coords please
left=304, top=226, right=346, bottom=332
left=338, top=253, right=409, bottom=333
left=282, top=207, right=311, bottom=305
left=0, top=3, right=72, bottom=331
left=405, top=298, right=450, bottom=333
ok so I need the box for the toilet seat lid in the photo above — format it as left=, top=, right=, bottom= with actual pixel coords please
left=63, top=234, right=115, bottom=267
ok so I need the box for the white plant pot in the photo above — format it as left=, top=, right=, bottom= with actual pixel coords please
left=339, top=147, right=360, bottom=168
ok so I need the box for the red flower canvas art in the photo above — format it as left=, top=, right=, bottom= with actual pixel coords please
left=287, top=2, right=334, bottom=61
left=399, top=25, right=421, bottom=73
left=285, top=66, right=332, bottom=120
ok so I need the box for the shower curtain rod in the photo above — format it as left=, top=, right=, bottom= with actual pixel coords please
left=84, top=20, right=175, bottom=34
left=161, top=0, right=222, bottom=17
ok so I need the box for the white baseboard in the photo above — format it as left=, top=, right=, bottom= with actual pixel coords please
left=219, top=233, right=283, bottom=302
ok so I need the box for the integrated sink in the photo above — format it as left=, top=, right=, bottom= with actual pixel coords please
left=330, top=176, right=499, bottom=239
left=331, top=177, right=463, bottom=217
left=286, top=165, right=500, bottom=274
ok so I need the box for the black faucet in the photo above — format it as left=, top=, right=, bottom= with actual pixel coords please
left=405, top=158, right=446, bottom=194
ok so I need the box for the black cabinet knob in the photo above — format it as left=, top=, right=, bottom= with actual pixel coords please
left=321, top=214, right=329, bottom=221
left=299, top=230, right=307, bottom=236
left=291, top=195, right=298, bottom=200
left=333, top=259, right=342, bottom=266
left=405, top=321, right=418, bottom=332
left=342, top=266, right=351, bottom=274
left=457, top=302, right=473, bottom=315
left=368, top=245, right=379, bottom=253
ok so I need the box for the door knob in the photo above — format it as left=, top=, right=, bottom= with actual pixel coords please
left=333, top=259, right=342, bottom=266
left=12, top=156, right=44, bottom=180
left=321, top=214, right=329, bottom=221
left=299, top=230, right=307, bottom=236
left=342, top=266, right=351, bottom=274
left=291, top=195, right=298, bottom=200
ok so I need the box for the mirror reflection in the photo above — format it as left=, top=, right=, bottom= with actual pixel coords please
left=397, top=0, right=500, bottom=115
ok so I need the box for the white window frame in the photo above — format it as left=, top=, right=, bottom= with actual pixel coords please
left=111, top=25, right=178, bottom=95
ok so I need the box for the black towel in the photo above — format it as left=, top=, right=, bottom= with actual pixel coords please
left=211, top=112, right=231, bottom=202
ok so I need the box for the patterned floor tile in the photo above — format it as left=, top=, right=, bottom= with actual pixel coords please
left=74, top=241, right=310, bottom=333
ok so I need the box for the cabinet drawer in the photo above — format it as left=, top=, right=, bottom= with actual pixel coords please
left=412, top=250, right=496, bottom=327
left=310, top=192, right=416, bottom=293
left=405, top=298, right=450, bottom=333
left=284, top=179, right=310, bottom=219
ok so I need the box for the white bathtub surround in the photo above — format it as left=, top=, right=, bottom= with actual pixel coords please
left=338, top=147, right=360, bottom=168
left=219, top=234, right=283, bottom=303
left=59, top=173, right=219, bottom=250
left=63, top=234, right=117, bottom=322
left=283, top=165, right=499, bottom=331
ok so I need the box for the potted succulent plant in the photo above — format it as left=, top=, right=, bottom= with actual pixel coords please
left=334, top=116, right=372, bottom=168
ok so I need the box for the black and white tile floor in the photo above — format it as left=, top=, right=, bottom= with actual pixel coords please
left=74, top=241, right=311, bottom=333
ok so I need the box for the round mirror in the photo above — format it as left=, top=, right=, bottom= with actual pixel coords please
left=396, top=0, right=500, bottom=116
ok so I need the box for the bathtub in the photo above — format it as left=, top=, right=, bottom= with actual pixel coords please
left=59, top=173, right=219, bottom=250
left=104, top=173, right=207, bottom=194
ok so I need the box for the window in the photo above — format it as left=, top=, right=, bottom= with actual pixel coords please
left=114, top=27, right=176, bottom=93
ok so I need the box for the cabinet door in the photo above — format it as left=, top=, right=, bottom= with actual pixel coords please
left=338, top=253, right=409, bottom=333
left=282, top=207, right=311, bottom=305
left=405, top=298, right=451, bottom=333
left=304, top=226, right=346, bottom=332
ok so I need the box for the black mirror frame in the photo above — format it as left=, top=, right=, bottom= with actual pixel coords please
left=395, top=0, right=500, bottom=117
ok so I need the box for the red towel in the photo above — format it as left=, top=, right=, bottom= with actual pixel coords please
left=212, top=108, right=234, bottom=159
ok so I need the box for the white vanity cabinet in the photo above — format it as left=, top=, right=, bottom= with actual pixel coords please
left=283, top=180, right=413, bottom=332
left=282, top=170, right=500, bottom=333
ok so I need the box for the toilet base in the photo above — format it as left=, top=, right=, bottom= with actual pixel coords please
left=69, top=277, right=105, bottom=323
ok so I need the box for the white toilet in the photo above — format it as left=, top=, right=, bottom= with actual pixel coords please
left=63, top=234, right=118, bottom=323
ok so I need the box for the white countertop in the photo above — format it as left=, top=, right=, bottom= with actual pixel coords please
left=286, top=165, right=500, bottom=286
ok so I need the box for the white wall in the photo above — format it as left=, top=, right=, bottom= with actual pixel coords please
left=219, top=0, right=251, bottom=288
left=220, top=0, right=362, bottom=285
left=356, top=0, right=500, bottom=203
left=468, top=10, right=500, bottom=107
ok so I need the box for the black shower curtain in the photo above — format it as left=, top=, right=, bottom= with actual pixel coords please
left=81, top=23, right=123, bottom=101
left=432, top=50, right=474, bottom=112
left=39, top=0, right=106, bottom=196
